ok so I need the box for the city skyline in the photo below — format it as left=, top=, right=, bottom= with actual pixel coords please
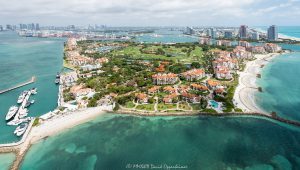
left=1, top=0, right=300, bottom=26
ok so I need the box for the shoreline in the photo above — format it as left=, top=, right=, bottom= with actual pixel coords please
left=0, top=106, right=108, bottom=170
left=2, top=105, right=300, bottom=169
left=233, top=52, right=285, bottom=114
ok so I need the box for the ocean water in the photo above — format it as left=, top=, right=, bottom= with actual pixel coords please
left=0, top=153, right=15, bottom=170
left=0, top=32, right=64, bottom=143
left=256, top=26, right=300, bottom=39
left=135, top=28, right=198, bottom=43
left=256, top=51, right=300, bottom=121
left=20, top=114, right=300, bottom=170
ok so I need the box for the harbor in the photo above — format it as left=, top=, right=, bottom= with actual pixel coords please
left=0, top=31, right=64, bottom=144
left=5, top=88, right=37, bottom=137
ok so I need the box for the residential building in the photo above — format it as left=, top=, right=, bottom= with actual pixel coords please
left=207, top=80, right=220, bottom=90
left=70, top=85, right=94, bottom=98
left=216, top=40, right=231, bottom=47
left=239, top=25, right=247, bottom=39
left=181, top=69, right=206, bottom=82
left=232, top=46, right=253, bottom=59
left=215, top=66, right=232, bottom=80
left=186, top=27, right=195, bottom=35
left=95, top=57, right=109, bottom=65
left=251, top=32, right=260, bottom=40
left=248, top=46, right=266, bottom=54
left=163, top=86, right=176, bottom=94
left=148, top=86, right=160, bottom=94
left=135, top=93, right=148, bottom=104
left=264, top=43, right=282, bottom=53
left=238, top=41, right=251, bottom=48
left=191, top=84, right=209, bottom=91
left=199, top=37, right=211, bottom=45
left=207, top=28, right=216, bottom=39
left=182, top=92, right=200, bottom=103
left=163, top=94, right=178, bottom=104
left=224, top=31, right=233, bottom=39
left=267, top=25, right=278, bottom=41
left=152, top=73, right=178, bottom=85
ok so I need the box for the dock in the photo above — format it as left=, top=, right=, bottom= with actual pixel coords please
left=0, top=76, right=36, bottom=94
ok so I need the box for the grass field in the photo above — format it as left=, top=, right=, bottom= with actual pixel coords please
left=136, top=104, right=155, bottom=111
left=157, top=103, right=177, bottom=111
left=112, top=44, right=204, bottom=63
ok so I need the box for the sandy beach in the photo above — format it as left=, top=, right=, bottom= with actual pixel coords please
left=233, top=53, right=281, bottom=114
left=29, top=107, right=106, bottom=143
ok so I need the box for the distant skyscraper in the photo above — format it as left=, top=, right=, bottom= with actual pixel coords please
left=252, top=32, right=260, bottom=40
left=31, top=23, right=35, bottom=30
left=67, top=25, right=76, bottom=30
left=186, top=27, right=195, bottom=35
left=0, top=25, right=3, bottom=31
left=207, top=28, right=216, bottom=39
left=239, top=25, right=247, bottom=39
left=224, top=31, right=233, bottom=39
left=36, top=23, right=40, bottom=30
left=6, top=25, right=12, bottom=30
left=267, top=25, right=278, bottom=41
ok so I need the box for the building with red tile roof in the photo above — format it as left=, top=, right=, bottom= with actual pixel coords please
left=181, top=69, right=206, bottom=82
left=152, top=73, right=178, bottom=85
left=135, top=93, right=149, bottom=104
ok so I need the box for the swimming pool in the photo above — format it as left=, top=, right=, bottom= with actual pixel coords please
left=209, top=100, right=219, bottom=108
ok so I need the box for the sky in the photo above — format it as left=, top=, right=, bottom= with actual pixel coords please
left=0, top=0, right=300, bottom=26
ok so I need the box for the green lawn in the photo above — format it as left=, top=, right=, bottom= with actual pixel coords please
left=125, top=101, right=135, bottom=108
left=136, top=104, right=155, bottom=111
left=178, top=102, right=192, bottom=110
left=190, top=104, right=202, bottom=110
left=112, top=45, right=205, bottom=63
left=157, top=103, right=177, bottom=111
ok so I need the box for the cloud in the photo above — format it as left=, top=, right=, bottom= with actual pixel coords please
left=0, top=0, right=299, bottom=26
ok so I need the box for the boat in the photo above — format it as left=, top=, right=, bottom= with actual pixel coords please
left=25, top=100, right=34, bottom=108
left=17, top=91, right=28, bottom=104
left=5, top=106, right=19, bottom=121
left=55, top=78, right=60, bottom=84
left=56, top=72, right=60, bottom=79
left=7, top=117, right=33, bottom=126
left=31, top=88, right=37, bottom=95
left=19, top=108, right=29, bottom=118
left=14, top=123, right=29, bottom=137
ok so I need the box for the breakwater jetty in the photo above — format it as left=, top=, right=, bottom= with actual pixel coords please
left=0, top=76, right=36, bottom=94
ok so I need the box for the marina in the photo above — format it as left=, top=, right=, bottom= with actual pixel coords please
left=5, top=88, right=37, bottom=137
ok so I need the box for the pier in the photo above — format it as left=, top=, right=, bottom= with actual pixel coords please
left=0, top=76, right=36, bottom=94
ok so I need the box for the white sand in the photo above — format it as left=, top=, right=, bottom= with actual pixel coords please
left=233, top=53, right=281, bottom=114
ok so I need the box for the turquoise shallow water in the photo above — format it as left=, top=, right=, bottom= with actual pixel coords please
left=256, top=45, right=300, bottom=121
left=0, top=153, right=15, bottom=170
left=21, top=114, right=300, bottom=170
left=0, top=32, right=64, bottom=143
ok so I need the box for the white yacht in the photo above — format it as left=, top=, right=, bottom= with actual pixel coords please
left=14, top=123, right=29, bottom=137
left=31, top=88, right=37, bottom=95
left=5, top=106, right=19, bottom=121
left=19, top=108, right=29, bottom=118
left=7, top=117, right=33, bottom=126
left=17, top=91, right=28, bottom=104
